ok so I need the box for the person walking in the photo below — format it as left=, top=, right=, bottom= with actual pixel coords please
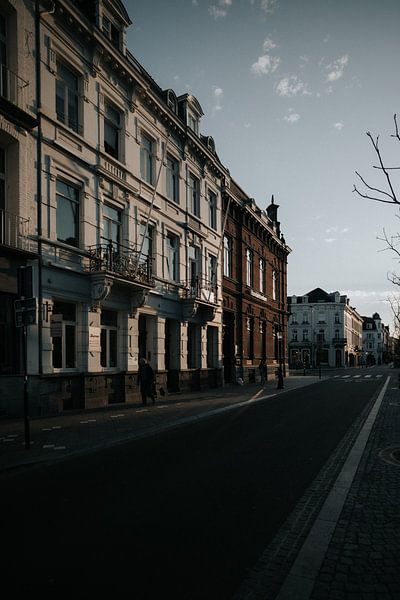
left=258, top=358, right=267, bottom=384
left=137, top=358, right=156, bottom=405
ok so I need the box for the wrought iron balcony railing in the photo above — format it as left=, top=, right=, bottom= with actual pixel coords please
left=0, top=65, right=37, bottom=130
left=0, top=208, right=32, bottom=252
left=181, top=275, right=218, bottom=304
left=86, top=242, right=154, bottom=286
left=332, top=337, right=347, bottom=345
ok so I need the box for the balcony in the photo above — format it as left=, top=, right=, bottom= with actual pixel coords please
left=0, top=65, right=38, bottom=130
left=86, top=242, right=154, bottom=287
left=0, top=208, right=34, bottom=254
left=180, top=275, right=218, bottom=321
left=332, top=337, right=347, bottom=346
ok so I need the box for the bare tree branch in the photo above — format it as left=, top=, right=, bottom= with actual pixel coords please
left=353, top=115, right=400, bottom=204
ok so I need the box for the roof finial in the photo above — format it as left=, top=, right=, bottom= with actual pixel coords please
left=271, top=194, right=275, bottom=204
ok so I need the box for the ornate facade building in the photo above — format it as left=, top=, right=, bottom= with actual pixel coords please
left=222, top=186, right=290, bottom=384
left=288, top=288, right=363, bottom=369
left=0, top=0, right=291, bottom=416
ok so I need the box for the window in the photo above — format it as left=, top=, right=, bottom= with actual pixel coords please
left=188, top=245, right=201, bottom=288
left=259, top=258, right=266, bottom=294
left=246, top=249, right=253, bottom=287
left=334, top=329, right=340, bottom=339
left=335, top=313, right=340, bottom=324
left=303, top=312, right=309, bottom=324
left=0, top=13, right=7, bottom=98
left=165, top=232, right=179, bottom=282
left=140, top=133, right=155, bottom=185
left=100, top=310, right=118, bottom=368
left=139, top=223, right=154, bottom=265
left=292, top=329, right=298, bottom=341
left=207, top=253, right=217, bottom=287
left=56, top=61, right=80, bottom=133
left=56, top=180, right=79, bottom=247
left=103, top=204, right=121, bottom=248
left=208, top=190, right=217, bottom=230
left=223, top=235, right=232, bottom=278
left=188, top=173, right=200, bottom=216
left=102, top=15, right=120, bottom=50
left=104, top=102, right=121, bottom=160
left=272, top=269, right=277, bottom=300
left=318, top=312, right=326, bottom=323
left=0, top=147, right=5, bottom=211
left=52, top=302, right=76, bottom=369
left=303, top=330, right=309, bottom=341
left=188, top=113, right=198, bottom=134
left=166, top=155, right=179, bottom=203
left=187, top=322, right=200, bottom=368
left=247, top=317, right=254, bottom=360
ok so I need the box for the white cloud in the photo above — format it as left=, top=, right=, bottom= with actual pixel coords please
left=212, top=86, right=224, bottom=111
left=326, top=226, right=338, bottom=234
left=333, top=122, right=344, bottom=131
left=192, top=0, right=199, bottom=5
left=326, top=225, right=349, bottom=234
left=283, top=109, right=300, bottom=123
left=323, top=34, right=330, bottom=43
left=251, top=37, right=280, bottom=76
left=324, top=238, right=337, bottom=243
left=251, top=54, right=280, bottom=75
left=326, top=55, right=349, bottom=82
left=262, top=37, right=278, bottom=51
left=209, top=0, right=232, bottom=19
left=275, top=75, right=310, bottom=97
left=209, top=5, right=228, bottom=18
left=341, top=227, right=349, bottom=234
left=260, top=0, right=277, bottom=13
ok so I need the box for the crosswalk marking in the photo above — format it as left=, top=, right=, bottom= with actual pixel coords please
left=333, top=374, right=385, bottom=380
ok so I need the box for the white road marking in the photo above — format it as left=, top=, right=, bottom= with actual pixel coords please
left=7, top=434, right=18, bottom=438
left=376, top=375, right=383, bottom=378
left=135, top=409, right=149, bottom=413
left=43, top=444, right=55, bottom=449
left=110, top=414, right=125, bottom=418
left=156, top=405, right=168, bottom=409
left=80, top=421, right=89, bottom=424
left=3, top=438, right=15, bottom=443
left=88, top=419, right=97, bottom=422
left=176, top=402, right=185, bottom=406
left=365, top=375, right=371, bottom=378
left=354, top=375, right=361, bottom=378
left=334, top=375, right=340, bottom=378
left=42, top=428, right=52, bottom=431
left=54, top=446, right=66, bottom=450
left=342, top=375, right=350, bottom=379
left=52, top=426, right=61, bottom=430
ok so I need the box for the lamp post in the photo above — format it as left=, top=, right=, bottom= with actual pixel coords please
left=277, top=329, right=284, bottom=389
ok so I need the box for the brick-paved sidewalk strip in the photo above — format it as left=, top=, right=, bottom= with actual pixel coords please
left=308, top=378, right=400, bottom=600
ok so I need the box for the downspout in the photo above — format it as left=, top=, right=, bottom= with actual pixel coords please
left=35, top=0, right=55, bottom=375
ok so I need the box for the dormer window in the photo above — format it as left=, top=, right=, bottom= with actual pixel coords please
left=102, top=15, right=121, bottom=50
left=188, top=113, right=198, bottom=135
left=166, top=90, right=178, bottom=114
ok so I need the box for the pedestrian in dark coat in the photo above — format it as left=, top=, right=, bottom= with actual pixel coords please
left=258, top=358, right=267, bottom=384
left=138, top=358, right=156, bottom=405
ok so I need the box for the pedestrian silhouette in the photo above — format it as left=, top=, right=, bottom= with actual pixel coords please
left=259, top=358, right=267, bottom=384
left=138, top=358, right=156, bottom=405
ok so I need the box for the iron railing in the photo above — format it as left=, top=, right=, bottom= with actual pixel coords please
left=0, top=208, right=31, bottom=251
left=181, top=275, right=218, bottom=303
left=87, top=241, right=154, bottom=285
left=0, top=64, right=29, bottom=109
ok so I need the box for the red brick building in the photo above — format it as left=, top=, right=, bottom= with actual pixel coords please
left=222, top=180, right=290, bottom=383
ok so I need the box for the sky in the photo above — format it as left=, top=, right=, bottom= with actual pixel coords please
left=123, top=0, right=400, bottom=332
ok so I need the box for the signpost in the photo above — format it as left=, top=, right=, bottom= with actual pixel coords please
left=15, top=266, right=36, bottom=450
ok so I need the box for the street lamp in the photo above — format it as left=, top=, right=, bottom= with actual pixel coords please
left=277, top=329, right=284, bottom=389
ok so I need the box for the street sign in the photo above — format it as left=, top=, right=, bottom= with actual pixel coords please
left=15, top=297, right=37, bottom=327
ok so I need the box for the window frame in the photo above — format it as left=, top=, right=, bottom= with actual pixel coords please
left=166, top=154, right=179, bottom=203
left=104, top=101, right=122, bottom=160
left=259, top=257, right=266, bottom=294
left=56, top=178, right=80, bottom=248
left=188, top=172, right=200, bottom=217
left=165, top=231, right=179, bottom=282
left=140, top=132, right=155, bottom=185
left=56, top=60, right=81, bottom=133
left=100, top=309, right=118, bottom=369
left=246, top=248, right=253, bottom=288
left=208, top=189, right=217, bottom=230
left=52, top=301, right=77, bottom=371
left=223, top=235, right=232, bottom=278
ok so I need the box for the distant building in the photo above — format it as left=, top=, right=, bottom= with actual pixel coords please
left=362, top=313, right=389, bottom=365
left=287, top=288, right=363, bottom=368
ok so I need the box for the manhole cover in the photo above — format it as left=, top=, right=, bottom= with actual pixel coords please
left=379, top=447, right=400, bottom=467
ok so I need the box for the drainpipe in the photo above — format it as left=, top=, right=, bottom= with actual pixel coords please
left=35, top=1, right=55, bottom=374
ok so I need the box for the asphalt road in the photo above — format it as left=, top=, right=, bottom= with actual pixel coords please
left=3, top=376, right=384, bottom=598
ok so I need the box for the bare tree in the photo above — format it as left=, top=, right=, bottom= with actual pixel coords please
left=353, top=114, right=400, bottom=204
left=354, top=116, right=400, bottom=336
